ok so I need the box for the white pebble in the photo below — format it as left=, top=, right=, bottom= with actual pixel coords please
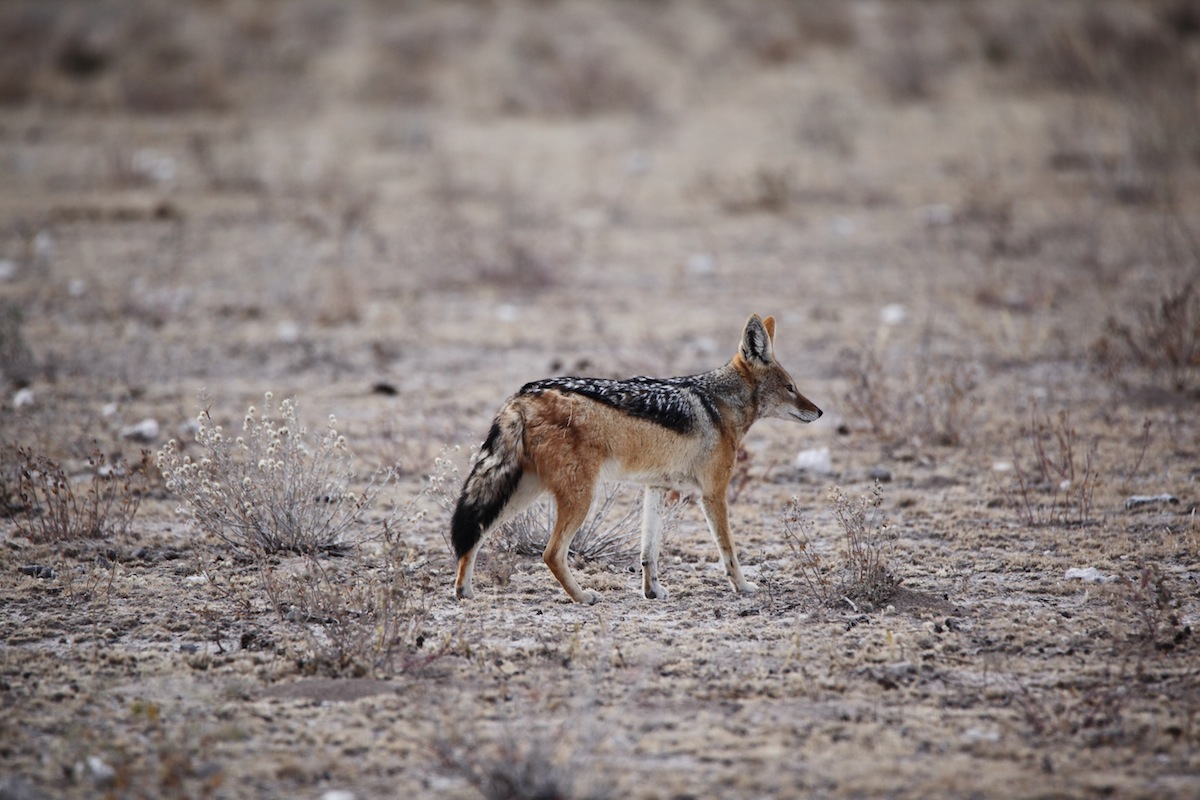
left=13, top=387, right=34, bottom=409
left=880, top=304, right=907, bottom=326
left=277, top=320, right=302, bottom=344
left=685, top=252, right=716, bottom=277
left=1064, top=567, right=1114, bottom=584
left=795, top=447, right=833, bottom=474
left=120, top=418, right=160, bottom=442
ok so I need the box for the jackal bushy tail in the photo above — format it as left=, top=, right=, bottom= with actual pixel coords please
left=450, top=404, right=525, bottom=560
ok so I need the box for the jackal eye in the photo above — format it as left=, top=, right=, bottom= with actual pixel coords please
left=786, top=383, right=795, bottom=394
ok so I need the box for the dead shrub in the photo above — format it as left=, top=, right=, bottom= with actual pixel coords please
left=841, top=346, right=981, bottom=448
left=1008, top=673, right=1131, bottom=745
left=13, top=447, right=150, bottom=543
left=434, top=712, right=614, bottom=800
left=1005, top=407, right=1101, bottom=527
left=1097, top=280, right=1200, bottom=393
left=503, top=27, right=653, bottom=117
left=781, top=483, right=898, bottom=612
left=263, top=542, right=454, bottom=678
left=1117, top=563, right=1192, bottom=657
left=717, top=0, right=856, bottom=64
left=157, top=393, right=394, bottom=555
left=869, top=3, right=959, bottom=102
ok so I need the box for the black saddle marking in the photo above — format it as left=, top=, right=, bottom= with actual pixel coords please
left=520, top=376, right=720, bottom=435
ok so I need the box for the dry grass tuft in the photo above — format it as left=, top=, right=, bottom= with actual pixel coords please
left=842, top=346, right=981, bottom=448
left=1097, top=280, right=1200, bottom=393
left=497, top=483, right=659, bottom=568
left=13, top=447, right=150, bottom=543
left=1005, top=407, right=1101, bottom=528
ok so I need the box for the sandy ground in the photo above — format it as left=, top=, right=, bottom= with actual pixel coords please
left=2, top=2, right=1199, bottom=798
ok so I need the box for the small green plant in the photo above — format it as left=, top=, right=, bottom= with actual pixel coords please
left=13, top=447, right=149, bottom=543
left=157, top=392, right=392, bottom=555
left=782, top=483, right=898, bottom=611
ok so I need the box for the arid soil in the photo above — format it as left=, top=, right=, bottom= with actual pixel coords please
left=2, top=2, right=1199, bottom=798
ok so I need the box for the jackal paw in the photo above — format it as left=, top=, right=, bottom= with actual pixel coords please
left=577, top=589, right=602, bottom=605
left=735, top=580, right=758, bottom=595
left=455, top=585, right=475, bottom=600
left=644, top=584, right=669, bottom=600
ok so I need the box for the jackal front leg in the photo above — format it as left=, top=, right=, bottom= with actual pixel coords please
left=640, top=487, right=668, bottom=599
left=700, top=492, right=757, bottom=594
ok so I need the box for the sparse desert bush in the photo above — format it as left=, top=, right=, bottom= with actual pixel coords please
left=1096, top=280, right=1200, bottom=392
left=12, top=447, right=150, bottom=543
left=263, top=541, right=454, bottom=678
left=842, top=345, right=981, bottom=448
left=782, top=483, right=898, bottom=611
left=1117, top=563, right=1192, bottom=657
left=497, top=483, right=661, bottom=567
left=1008, top=672, right=1130, bottom=745
left=718, top=0, right=856, bottom=64
left=1005, top=407, right=1101, bottom=527
left=503, top=25, right=653, bottom=118
left=157, top=393, right=393, bottom=555
left=434, top=717, right=613, bottom=800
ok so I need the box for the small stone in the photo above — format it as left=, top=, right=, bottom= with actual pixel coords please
left=12, top=388, right=34, bottom=409
left=120, top=418, right=159, bottom=442
left=85, top=756, right=116, bottom=787
left=0, top=259, right=17, bottom=281
left=19, top=565, right=55, bottom=579
left=795, top=447, right=833, bottom=474
left=1125, top=494, right=1179, bottom=510
left=685, top=252, right=716, bottom=277
left=1064, top=567, right=1114, bottom=584
left=880, top=303, right=907, bottom=325
left=276, top=320, right=301, bottom=344
left=321, top=792, right=358, bottom=800
left=868, top=466, right=892, bottom=482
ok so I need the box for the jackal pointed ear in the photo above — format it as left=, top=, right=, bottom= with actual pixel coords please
left=740, top=314, right=775, bottom=365
left=763, top=315, right=776, bottom=342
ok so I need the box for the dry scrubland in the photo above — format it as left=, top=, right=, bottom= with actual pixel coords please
left=2, top=1, right=1200, bottom=798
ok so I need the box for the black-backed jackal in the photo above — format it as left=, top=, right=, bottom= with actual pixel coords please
left=451, top=314, right=822, bottom=604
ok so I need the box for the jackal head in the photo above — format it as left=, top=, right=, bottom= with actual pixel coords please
left=738, top=314, right=823, bottom=423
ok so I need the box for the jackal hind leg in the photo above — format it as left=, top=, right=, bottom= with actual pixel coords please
left=700, top=492, right=757, bottom=595
left=455, top=474, right=543, bottom=600
left=640, top=487, right=668, bottom=599
left=544, top=485, right=600, bottom=604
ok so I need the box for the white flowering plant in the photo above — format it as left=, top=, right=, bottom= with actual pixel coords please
left=157, top=392, right=392, bottom=554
